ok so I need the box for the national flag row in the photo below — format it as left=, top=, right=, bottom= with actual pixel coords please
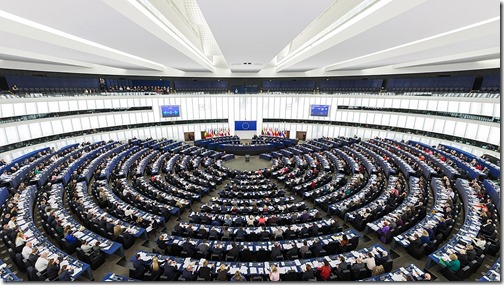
left=203, top=127, right=231, bottom=138
left=261, top=127, right=288, bottom=137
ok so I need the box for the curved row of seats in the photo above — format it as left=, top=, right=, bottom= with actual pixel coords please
left=394, top=177, right=460, bottom=259
left=366, top=176, right=429, bottom=244
left=130, top=245, right=392, bottom=281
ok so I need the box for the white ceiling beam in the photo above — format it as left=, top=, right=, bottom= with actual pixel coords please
left=393, top=47, right=500, bottom=69
left=274, top=0, right=428, bottom=72
left=0, top=47, right=93, bottom=68
left=103, top=0, right=217, bottom=72
left=0, top=10, right=169, bottom=72
left=325, top=17, right=499, bottom=71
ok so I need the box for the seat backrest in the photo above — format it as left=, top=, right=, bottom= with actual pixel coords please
left=26, top=266, right=39, bottom=281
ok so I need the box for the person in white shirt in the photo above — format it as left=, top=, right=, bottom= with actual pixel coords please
left=80, top=240, right=94, bottom=255
left=124, top=207, right=134, bottom=218
left=35, top=251, right=49, bottom=272
left=0, top=172, right=12, bottom=182
left=473, top=235, right=486, bottom=249
left=21, top=242, right=33, bottom=260
left=15, top=232, right=26, bottom=247
left=273, top=227, right=284, bottom=240
left=363, top=252, right=376, bottom=271
left=246, top=215, right=255, bottom=226
left=8, top=218, right=16, bottom=231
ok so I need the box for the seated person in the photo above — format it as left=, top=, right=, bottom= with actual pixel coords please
left=162, top=259, right=179, bottom=281
left=80, top=240, right=94, bottom=255
left=133, top=254, right=148, bottom=272
left=21, top=241, right=33, bottom=260
left=420, top=230, right=431, bottom=244
left=363, top=252, right=376, bottom=271
left=198, top=260, right=212, bottom=281
left=181, top=264, right=196, bottom=281
left=58, top=264, right=74, bottom=281
left=231, top=271, right=245, bottom=281
left=302, top=264, right=315, bottom=281
left=64, top=230, right=78, bottom=245
left=150, top=257, right=162, bottom=274
left=472, top=235, right=487, bottom=250
left=317, top=260, right=331, bottom=281
left=216, top=264, right=229, bottom=281
left=408, top=234, right=422, bottom=249
left=439, top=254, right=460, bottom=272
left=34, top=251, right=49, bottom=272
left=46, top=258, right=60, bottom=280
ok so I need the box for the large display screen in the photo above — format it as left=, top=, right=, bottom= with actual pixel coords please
left=310, top=105, right=330, bottom=117
left=235, top=121, right=257, bottom=131
left=160, top=105, right=180, bottom=117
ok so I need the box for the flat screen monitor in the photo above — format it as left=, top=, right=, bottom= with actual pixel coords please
left=310, top=105, right=330, bottom=117
left=161, top=105, right=180, bottom=117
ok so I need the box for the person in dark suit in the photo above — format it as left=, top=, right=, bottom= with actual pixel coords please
left=182, top=238, right=194, bottom=256
left=351, top=257, right=366, bottom=274
left=284, top=226, right=295, bottom=239
left=157, top=235, right=168, bottom=253
left=302, top=264, right=315, bottom=281
left=162, top=260, right=178, bottom=281
left=211, top=242, right=224, bottom=259
left=133, top=254, right=148, bottom=272
left=198, top=260, right=212, bottom=281
left=286, top=243, right=299, bottom=259
left=197, top=240, right=210, bottom=256
left=300, top=226, right=309, bottom=237
left=28, top=248, right=39, bottom=266
left=181, top=264, right=195, bottom=281
left=480, top=220, right=495, bottom=237
left=227, top=242, right=241, bottom=259
left=98, top=217, right=107, bottom=230
left=235, top=227, right=246, bottom=240
left=375, top=251, right=389, bottom=266
left=311, top=239, right=324, bottom=256
left=337, top=256, right=348, bottom=276
left=270, top=243, right=282, bottom=260
left=408, top=234, right=422, bottom=249
left=209, top=227, right=219, bottom=239
left=186, top=225, right=195, bottom=238
left=309, top=223, right=318, bottom=237
left=58, top=265, right=73, bottom=281
left=457, top=249, right=469, bottom=268
left=466, top=245, right=477, bottom=261
left=46, top=258, right=60, bottom=280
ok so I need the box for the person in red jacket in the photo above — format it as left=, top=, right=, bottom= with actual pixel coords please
left=317, top=260, right=331, bottom=280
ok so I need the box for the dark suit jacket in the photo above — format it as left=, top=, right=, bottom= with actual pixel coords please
left=198, top=266, right=212, bottom=280
left=271, top=247, right=282, bottom=259
left=337, top=261, right=348, bottom=275
left=352, top=262, right=365, bottom=273
left=181, top=269, right=195, bottom=280
left=162, top=265, right=178, bottom=280
left=133, top=259, right=148, bottom=272
left=182, top=242, right=194, bottom=255
left=58, top=269, right=73, bottom=281
left=46, top=263, right=60, bottom=280
left=28, top=254, right=39, bottom=266
left=409, top=238, right=422, bottom=249
left=302, top=269, right=315, bottom=281
left=228, top=246, right=240, bottom=258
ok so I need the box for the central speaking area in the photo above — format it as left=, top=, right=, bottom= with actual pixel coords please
left=222, top=155, right=273, bottom=171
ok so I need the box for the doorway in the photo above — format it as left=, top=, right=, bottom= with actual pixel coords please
left=296, top=131, right=306, bottom=141
left=184, top=132, right=195, bottom=141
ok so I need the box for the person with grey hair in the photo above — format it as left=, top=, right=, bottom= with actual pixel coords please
left=35, top=251, right=49, bottom=272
